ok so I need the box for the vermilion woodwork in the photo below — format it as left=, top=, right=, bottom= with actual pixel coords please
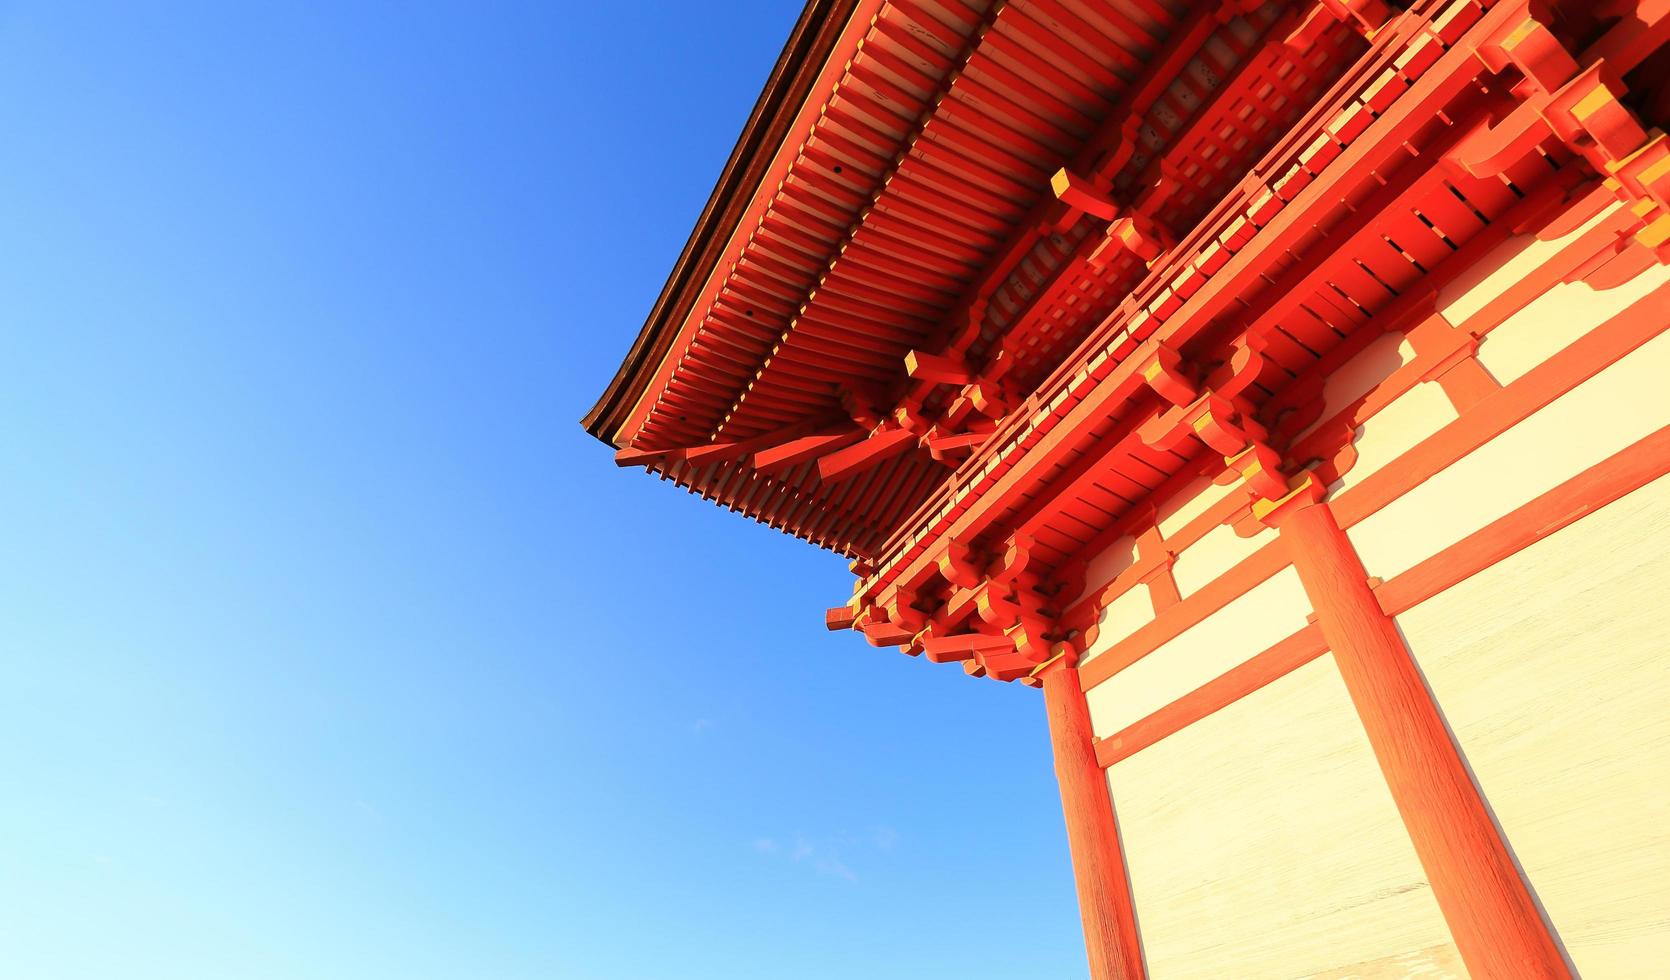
left=1079, top=541, right=1287, bottom=690
left=1090, top=420, right=1670, bottom=770
left=1274, top=500, right=1569, bottom=978
left=1042, top=661, right=1146, bottom=980
left=1132, top=526, right=1180, bottom=613
left=590, top=0, right=1670, bottom=971
left=1071, top=280, right=1670, bottom=691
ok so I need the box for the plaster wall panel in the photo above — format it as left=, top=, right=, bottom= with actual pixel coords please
left=1395, top=473, right=1670, bottom=977
left=1476, top=261, right=1670, bottom=386
left=1157, top=472, right=1239, bottom=539
left=1110, top=657, right=1463, bottom=978
left=1328, top=380, right=1459, bottom=497
left=1295, top=329, right=1416, bottom=444
left=1171, top=520, right=1276, bottom=596
left=1078, top=582, right=1154, bottom=667
left=1350, top=322, right=1670, bottom=581
left=1435, top=202, right=1622, bottom=328
left=1075, top=533, right=1138, bottom=608
left=1086, top=567, right=1308, bottom=738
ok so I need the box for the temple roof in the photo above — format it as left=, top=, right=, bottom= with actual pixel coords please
left=586, top=0, right=1375, bottom=557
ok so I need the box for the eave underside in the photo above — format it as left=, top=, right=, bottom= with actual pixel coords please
left=588, top=0, right=1670, bottom=571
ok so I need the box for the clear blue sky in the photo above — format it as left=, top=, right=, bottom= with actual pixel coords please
left=0, top=4, right=1085, bottom=977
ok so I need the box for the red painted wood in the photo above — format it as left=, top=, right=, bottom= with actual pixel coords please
left=1133, top=525, right=1181, bottom=613
left=1090, top=422, right=1670, bottom=771
left=1276, top=501, right=1570, bottom=979
left=1041, top=664, right=1146, bottom=980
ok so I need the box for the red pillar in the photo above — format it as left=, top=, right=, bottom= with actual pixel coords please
left=1041, top=663, right=1145, bottom=980
left=1275, top=501, right=1568, bottom=979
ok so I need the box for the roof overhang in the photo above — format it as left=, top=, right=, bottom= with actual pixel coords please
left=582, top=0, right=866, bottom=445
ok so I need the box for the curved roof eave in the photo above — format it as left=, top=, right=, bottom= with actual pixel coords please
left=580, top=0, right=860, bottom=447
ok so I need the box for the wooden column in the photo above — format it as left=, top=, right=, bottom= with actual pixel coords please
left=1041, top=662, right=1145, bottom=980
left=1275, top=500, right=1569, bottom=979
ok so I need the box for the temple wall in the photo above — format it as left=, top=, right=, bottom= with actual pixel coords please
left=1067, top=185, right=1670, bottom=976
left=1169, top=520, right=1276, bottom=597
left=1395, top=473, right=1670, bottom=976
left=1110, top=656, right=1462, bottom=978
left=1084, top=567, right=1306, bottom=737
left=1347, top=272, right=1670, bottom=581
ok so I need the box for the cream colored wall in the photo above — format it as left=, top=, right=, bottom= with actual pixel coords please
left=1171, top=520, right=1275, bottom=596
left=1296, top=329, right=1416, bottom=445
left=1085, top=567, right=1308, bottom=738
left=1157, top=473, right=1238, bottom=538
left=1109, top=656, right=1464, bottom=978
left=1434, top=201, right=1622, bottom=328
left=1079, top=582, right=1154, bottom=667
left=1314, top=217, right=1669, bottom=508
left=1328, top=379, right=1458, bottom=498
left=1476, top=261, right=1670, bottom=385
left=1075, top=464, right=1264, bottom=659
left=1077, top=532, right=1138, bottom=608
left=1349, top=318, right=1670, bottom=580
left=1062, top=223, right=1670, bottom=976
left=1395, top=473, right=1670, bottom=977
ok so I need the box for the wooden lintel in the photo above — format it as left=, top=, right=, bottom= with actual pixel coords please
left=658, top=416, right=843, bottom=469
left=752, top=425, right=866, bottom=474
left=825, top=605, right=858, bottom=631
left=905, top=349, right=973, bottom=385
left=861, top=620, right=916, bottom=647
left=1050, top=167, right=1120, bottom=222
left=613, top=445, right=665, bottom=467
left=681, top=440, right=751, bottom=466
left=817, top=425, right=919, bottom=483
left=921, top=631, right=1014, bottom=664
left=981, top=648, right=1044, bottom=682
left=923, top=427, right=990, bottom=461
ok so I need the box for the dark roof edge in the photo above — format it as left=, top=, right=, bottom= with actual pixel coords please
left=580, top=0, right=858, bottom=447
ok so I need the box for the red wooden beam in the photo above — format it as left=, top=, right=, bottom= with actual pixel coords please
left=920, top=631, right=1013, bottom=664
left=1094, top=625, right=1328, bottom=768
left=904, top=349, right=972, bottom=385
left=613, top=445, right=665, bottom=467
left=825, top=605, right=858, bottom=631
left=751, top=425, right=866, bottom=474
left=816, top=425, right=919, bottom=483
left=1272, top=499, right=1569, bottom=978
left=1050, top=167, right=1120, bottom=223
left=1377, top=424, right=1670, bottom=618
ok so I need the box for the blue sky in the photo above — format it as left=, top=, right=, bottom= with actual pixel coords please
left=0, top=4, right=1084, bottom=977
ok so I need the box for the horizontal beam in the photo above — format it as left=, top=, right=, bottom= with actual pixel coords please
left=1050, top=167, right=1120, bottom=222
left=921, top=631, right=1015, bottom=664
left=817, top=425, right=918, bottom=482
left=904, top=349, right=973, bottom=385
left=752, top=425, right=865, bottom=474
